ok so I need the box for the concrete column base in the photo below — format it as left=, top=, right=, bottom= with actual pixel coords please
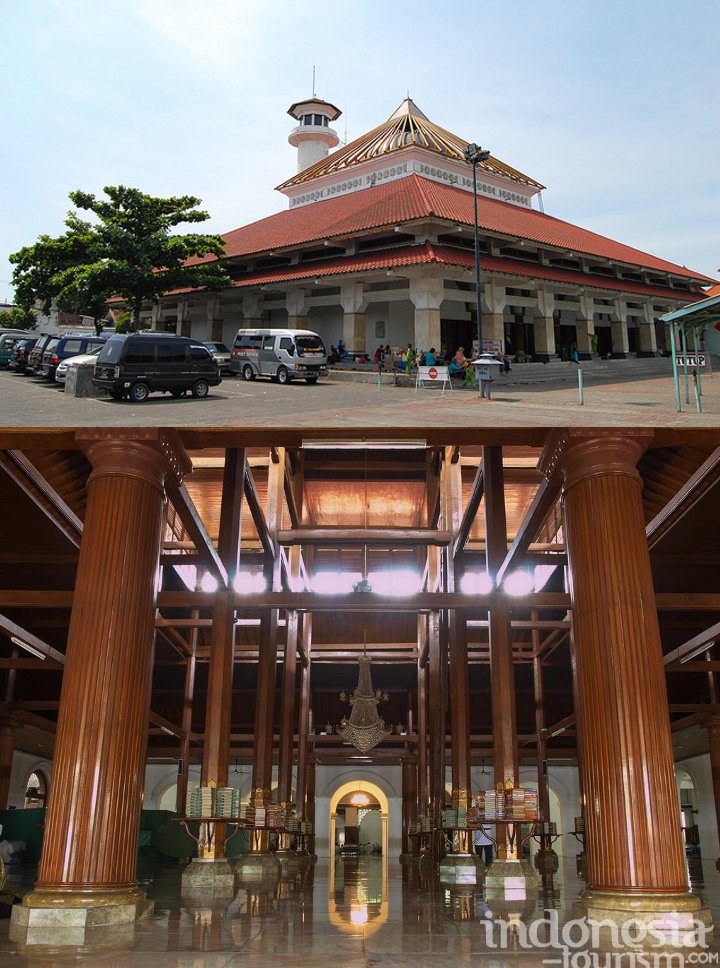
left=181, top=858, right=236, bottom=899
left=581, top=890, right=712, bottom=949
left=438, top=852, right=483, bottom=885
left=9, top=887, right=151, bottom=950
left=483, top=858, right=538, bottom=900
left=275, top=849, right=304, bottom=877
left=234, top=851, right=282, bottom=887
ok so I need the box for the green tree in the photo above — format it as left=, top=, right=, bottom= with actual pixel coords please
left=0, top=306, right=38, bottom=330
left=10, top=185, right=232, bottom=330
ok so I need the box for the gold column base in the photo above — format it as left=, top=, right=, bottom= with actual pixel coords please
left=581, top=890, right=712, bottom=949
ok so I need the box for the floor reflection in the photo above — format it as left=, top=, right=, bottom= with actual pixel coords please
left=1, top=854, right=719, bottom=966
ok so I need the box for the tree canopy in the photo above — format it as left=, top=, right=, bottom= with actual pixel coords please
left=0, top=306, right=38, bottom=330
left=10, top=185, right=232, bottom=329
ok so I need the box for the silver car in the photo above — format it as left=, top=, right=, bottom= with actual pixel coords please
left=55, top=345, right=104, bottom=383
left=203, top=342, right=233, bottom=375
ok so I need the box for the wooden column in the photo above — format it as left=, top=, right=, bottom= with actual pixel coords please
left=540, top=430, right=692, bottom=904
left=201, top=449, right=245, bottom=859
left=426, top=607, right=444, bottom=837
left=295, top=615, right=312, bottom=825
left=306, top=756, right=316, bottom=856
left=416, top=643, right=428, bottom=814
left=401, top=754, right=418, bottom=857
left=705, top=716, right=720, bottom=868
left=484, top=446, right=519, bottom=860
left=0, top=715, right=19, bottom=810
left=175, top=636, right=197, bottom=815
left=277, top=544, right=301, bottom=820
left=249, top=452, right=283, bottom=847
left=443, top=449, right=472, bottom=851
left=33, top=431, right=189, bottom=902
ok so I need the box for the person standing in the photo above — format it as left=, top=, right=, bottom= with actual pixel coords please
left=473, top=826, right=493, bottom=864
left=405, top=343, right=414, bottom=376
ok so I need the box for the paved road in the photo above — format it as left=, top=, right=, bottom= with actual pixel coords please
left=1, top=368, right=718, bottom=428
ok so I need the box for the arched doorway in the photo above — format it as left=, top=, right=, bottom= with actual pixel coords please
left=24, top=770, right=48, bottom=809
left=328, top=780, right=389, bottom=861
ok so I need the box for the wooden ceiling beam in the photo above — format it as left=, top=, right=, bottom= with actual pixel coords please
left=153, top=590, right=572, bottom=611
left=496, top=477, right=561, bottom=586
left=244, top=464, right=275, bottom=560
left=646, top=447, right=720, bottom=549
left=166, top=482, right=228, bottom=587
left=663, top=619, right=720, bottom=666
left=0, top=450, right=83, bottom=549
left=0, top=611, right=66, bottom=665
left=453, top=462, right=484, bottom=559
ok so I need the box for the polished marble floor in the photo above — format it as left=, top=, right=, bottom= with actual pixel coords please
left=1, top=853, right=719, bottom=968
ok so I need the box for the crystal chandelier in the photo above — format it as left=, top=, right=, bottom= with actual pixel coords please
left=338, top=655, right=391, bottom=753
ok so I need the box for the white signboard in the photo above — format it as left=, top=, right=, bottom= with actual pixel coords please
left=675, top=354, right=707, bottom=368
left=416, top=365, right=452, bottom=393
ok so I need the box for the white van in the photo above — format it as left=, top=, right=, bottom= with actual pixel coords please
left=231, top=328, right=328, bottom=384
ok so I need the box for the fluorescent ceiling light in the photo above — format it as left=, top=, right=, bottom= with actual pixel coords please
left=10, top=636, right=46, bottom=661
left=460, top=571, right=493, bottom=595
left=302, top=439, right=426, bottom=450
left=233, top=572, right=267, bottom=594
left=679, top=641, right=716, bottom=664
left=368, top=570, right=422, bottom=596
left=312, top=571, right=362, bottom=594
left=503, top=571, right=535, bottom=597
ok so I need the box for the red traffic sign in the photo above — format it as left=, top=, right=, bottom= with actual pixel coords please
left=428, top=366, right=438, bottom=379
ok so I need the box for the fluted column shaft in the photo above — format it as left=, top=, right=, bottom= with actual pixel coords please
left=36, top=434, right=186, bottom=892
left=546, top=431, right=687, bottom=894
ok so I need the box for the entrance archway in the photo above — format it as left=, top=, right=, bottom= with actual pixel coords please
left=329, top=780, right=389, bottom=861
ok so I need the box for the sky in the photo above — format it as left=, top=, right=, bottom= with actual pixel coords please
left=1, top=0, right=719, bottom=303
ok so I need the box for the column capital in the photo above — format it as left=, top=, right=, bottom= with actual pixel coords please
left=539, top=429, right=655, bottom=490
left=76, top=430, right=191, bottom=493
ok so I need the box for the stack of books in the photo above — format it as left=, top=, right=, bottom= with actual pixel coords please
left=508, top=788, right=526, bottom=820
left=442, top=808, right=458, bottom=828
left=421, top=816, right=433, bottom=833
left=215, top=787, right=240, bottom=818
left=188, top=786, right=215, bottom=817
left=255, top=805, right=267, bottom=827
left=287, top=816, right=299, bottom=832
left=524, top=789, right=539, bottom=820
left=266, top=803, right=286, bottom=828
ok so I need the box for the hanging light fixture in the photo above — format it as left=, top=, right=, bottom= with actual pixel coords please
left=337, top=635, right=391, bottom=753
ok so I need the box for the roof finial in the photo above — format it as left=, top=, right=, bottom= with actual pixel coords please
left=312, top=65, right=316, bottom=98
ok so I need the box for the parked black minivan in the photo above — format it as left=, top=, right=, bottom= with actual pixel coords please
left=92, top=332, right=222, bottom=401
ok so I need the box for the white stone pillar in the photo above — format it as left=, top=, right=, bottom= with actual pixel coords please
left=409, top=277, right=444, bottom=353
left=176, top=299, right=190, bottom=338
left=483, top=283, right=507, bottom=352
left=611, top=299, right=630, bottom=358
left=205, top=295, right=223, bottom=343
left=241, top=294, right=263, bottom=328
left=533, top=289, right=558, bottom=361
left=575, top=295, right=596, bottom=359
left=637, top=303, right=659, bottom=357
left=286, top=288, right=308, bottom=329
left=340, top=283, right=367, bottom=351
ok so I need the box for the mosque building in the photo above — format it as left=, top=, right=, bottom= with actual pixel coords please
left=150, top=95, right=714, bottom=362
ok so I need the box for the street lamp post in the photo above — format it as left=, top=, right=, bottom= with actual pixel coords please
left=464, top=142, right=490, bottom=356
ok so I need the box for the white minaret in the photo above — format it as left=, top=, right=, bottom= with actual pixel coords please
left=287, top=97, right=341, bottom=172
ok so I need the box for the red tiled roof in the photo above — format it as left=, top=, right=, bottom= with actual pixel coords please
left=214, top=175, right=715, bottom=285
left=225, top=242, right=702, bottom=302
